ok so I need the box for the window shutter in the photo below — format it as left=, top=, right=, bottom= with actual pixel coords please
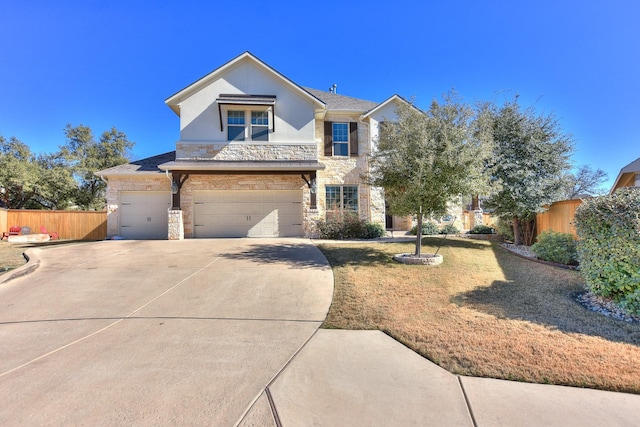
left=350, top=122, right=358, bottom=156
left=324, top=121, right=333, bottom=156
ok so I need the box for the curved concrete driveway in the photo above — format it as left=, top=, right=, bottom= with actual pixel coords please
left=0, top=239, right=333, bottom=425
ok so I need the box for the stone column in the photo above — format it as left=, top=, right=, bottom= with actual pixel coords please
left=168, top=209, right=184, bottom=240
left=471, top=210, right=484, bottom=229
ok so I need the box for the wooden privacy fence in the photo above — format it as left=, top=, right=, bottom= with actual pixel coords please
left=5, top=210, right=107, bottom=241
left=536, top=199, right=582, bottom=238
left=461, top=211, right=499, bottom=230
left=0, top=208, right=7, bottom=237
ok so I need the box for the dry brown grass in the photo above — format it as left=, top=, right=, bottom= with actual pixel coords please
left=318, top=237, right=640, bottom=394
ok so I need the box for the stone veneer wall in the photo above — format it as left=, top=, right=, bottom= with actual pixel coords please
left=104, top=176, right=170, bottom=237
left=176, top=142, right=316, bottom=161
left=179, top=174, right=308, bottom=238
left=314, top=114, right=386, bottom=227
left=168, top=210, right=184, bottom=240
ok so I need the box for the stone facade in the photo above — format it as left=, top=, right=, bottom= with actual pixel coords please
left=177, top=142, right=316, bottom=161
left=168, top=210, right=184, bottom=240
left=314, top=113, right=386, bottom=228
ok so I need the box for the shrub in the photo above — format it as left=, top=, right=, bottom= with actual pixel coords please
left=362, top=222, right=386, bottom=239
left=316, top=213, right=385, bottom=240
left=440, top=224, right=460, bottom=235
left=574, top=188, right=640, bottom=315
left=410, top=221, right=440, bottom=236
left=494, top=219, right=514, bottom=241
left=530, top=230, right=577, bottom=265
left=468, top=224, right=494, bottom=234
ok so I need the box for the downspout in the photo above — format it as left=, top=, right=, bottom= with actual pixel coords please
left=165, top=170, right=173, bottom=211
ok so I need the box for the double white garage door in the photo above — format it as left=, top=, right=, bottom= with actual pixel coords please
left=119, top=190, right=302, bottom=239
left=193, top=190, right=303, bottom=238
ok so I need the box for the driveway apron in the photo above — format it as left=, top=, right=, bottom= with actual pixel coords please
left=0, top=238, right=333, bottom=425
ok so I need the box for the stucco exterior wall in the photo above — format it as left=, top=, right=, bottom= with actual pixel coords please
left=177, top=61, right=316, bottom=143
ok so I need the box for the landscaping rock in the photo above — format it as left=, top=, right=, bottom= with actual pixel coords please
left=7, top=234, right=50, bottom=243
left=393, top=253, right=443, bottom=266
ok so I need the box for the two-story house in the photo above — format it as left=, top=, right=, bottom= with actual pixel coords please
left=97, top=52, right=410, bottom=239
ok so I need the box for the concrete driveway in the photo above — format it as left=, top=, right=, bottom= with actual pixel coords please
left=0, top=239, right=333, bottom=425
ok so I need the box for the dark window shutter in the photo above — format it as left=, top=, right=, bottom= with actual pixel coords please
left=324, top=121, right=333, bottom=156
left=350, top=122, right=358, bottom=156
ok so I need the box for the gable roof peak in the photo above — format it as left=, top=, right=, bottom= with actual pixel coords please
left=165, top=52, right=325, bottom=115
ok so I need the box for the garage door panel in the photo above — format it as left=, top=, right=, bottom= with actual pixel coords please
left=193, top=190, right=302, bottom=238
left=120, top=192, right=170, bottom=240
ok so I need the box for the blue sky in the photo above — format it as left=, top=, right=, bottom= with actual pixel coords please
left=1, top=0, right=638, bottom=190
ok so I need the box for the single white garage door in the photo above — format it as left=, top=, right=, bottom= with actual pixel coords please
left=120, top=191, right=171, bottom=239
left=193, top=190, right=303, bottom=238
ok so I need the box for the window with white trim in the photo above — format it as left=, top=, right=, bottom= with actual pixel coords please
left=251, top=111, right=269, bottom=141
left=332, top=123, right=349, bottom=156
left=227, top=111, right=245, bottom=141
left=325, top=185, right=359, bottom=214
left=226, top=109, right=270, bottom=141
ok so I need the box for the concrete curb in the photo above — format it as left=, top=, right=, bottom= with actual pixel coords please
left=0, top=248, right=41, bottom=285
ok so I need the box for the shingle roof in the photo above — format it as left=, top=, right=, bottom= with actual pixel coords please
left=96, top=151, right=176, bottom=176
left=304, top=87, right=379, bottom=112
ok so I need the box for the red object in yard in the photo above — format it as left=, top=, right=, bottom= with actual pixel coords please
left=1, top=226, right=21, bottom=240
left=40, top=226, right=59, bottom=240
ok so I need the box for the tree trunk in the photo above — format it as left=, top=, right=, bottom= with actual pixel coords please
left=471, top=194, right=480, bottom=210
left=513, top=217, right=522, bottom=245
left=415, top=207, right=423, bottom=257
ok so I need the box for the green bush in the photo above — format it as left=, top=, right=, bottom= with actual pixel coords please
left=494, top=219, right=514, bottom=241
left=316, top=213, right=385, bottom=240
left=410, top=221, right=440, bottom=236
left=530, top=230, right=578, bottom=265
left=440, top=224, right=460, bottom=235
left=574, top=188, right=640, bottom=315
left=468, top=224, right=494, bottom=234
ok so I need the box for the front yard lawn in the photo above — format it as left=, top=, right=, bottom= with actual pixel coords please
left=317, top=237, right=640, bottom=394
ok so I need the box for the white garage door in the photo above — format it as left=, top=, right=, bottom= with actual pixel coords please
left=120, top=192, right=171, bottom=239
left=193, top=190, right=303, bottom=238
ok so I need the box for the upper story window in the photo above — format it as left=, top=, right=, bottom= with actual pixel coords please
left=332, top=123, right=349, bottom=156
left=324, top=121, right=358, bottom=157
left=226, top=109, right=270, bottom=141
left=251, top=111, right=269, bottom=141
left=227, top=111, right=246, bottom=141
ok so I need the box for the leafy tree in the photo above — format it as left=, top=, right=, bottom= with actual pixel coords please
left=467, top=101, right=497, bottom=210
left=561, top=165, right=608, bottom=200
left=0, top=135, right=40, bottom=208
left=368, top=93, right=483, bottom=256
left=484, top=99, right=573, bottom=245
left=0, top=135, right=79, bottom=210
left=60, top=124, right=133, bottom=210
left=33, top=152, right=77, bottom=209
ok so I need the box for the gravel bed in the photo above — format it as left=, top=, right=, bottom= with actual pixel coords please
left=501, top=243, right=640, bottom=323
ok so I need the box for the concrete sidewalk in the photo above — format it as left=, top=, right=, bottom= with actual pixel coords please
left=241, top=330, right=640, bottom=426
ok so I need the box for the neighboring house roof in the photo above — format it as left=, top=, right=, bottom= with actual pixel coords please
left=610, top=156, right=640, bottom=194
left=96, top=151, right=176, bottom=177
left=165, top=51, right=326, bottom=116
left=361, top=94, right=412, bottom=119
left=303, top=87, right=379, bottom=112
